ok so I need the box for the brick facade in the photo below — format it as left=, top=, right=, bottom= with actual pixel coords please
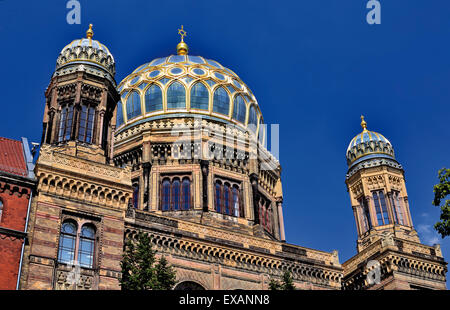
left=0, top=137, right=35, bottom=290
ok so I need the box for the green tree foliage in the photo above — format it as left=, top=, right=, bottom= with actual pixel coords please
left=120, top=232, right=177, bottom=290
left=269, top=270, right=295, bottom=290
left=433, top=168, right=450, bottom=238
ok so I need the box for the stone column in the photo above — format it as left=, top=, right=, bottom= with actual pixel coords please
left=366, top=195, right=377, bottom=228
left=142, top=162, right=151, bottom=211
left=250, top=173, right=259, bottom=223
left=403, top=197, right=414, bottom=227
left=97, top=110, right=105, bottom=147
left=276, top=199, right=286, bottom=242
left=200, top=160, right=209, bottom=212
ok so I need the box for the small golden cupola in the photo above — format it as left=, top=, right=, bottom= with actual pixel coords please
left=55, top=23, right=116, bottom=78
left=346, top=116, right=397, bottom=172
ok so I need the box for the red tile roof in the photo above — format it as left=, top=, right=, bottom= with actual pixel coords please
left=0, top=137, right=28, bottom=177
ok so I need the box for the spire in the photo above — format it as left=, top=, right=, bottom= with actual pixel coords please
left=176, top=25, right=188, bottom=55
left=360, top=115, right=367, bottom=130
left=86, top=24, right=94, bottom=39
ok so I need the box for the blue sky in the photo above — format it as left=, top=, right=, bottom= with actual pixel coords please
left=1, top=0, right=449, bottom=285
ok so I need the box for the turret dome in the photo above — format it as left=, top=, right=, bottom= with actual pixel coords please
left=346, top=116, right=396, bottom=169
left=55, top=24, right=115, bottom=78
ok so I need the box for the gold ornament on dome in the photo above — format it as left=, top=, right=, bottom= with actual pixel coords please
left=177, top=25, right=189, bottom=55
left=86, top=24, right=94, bottom=39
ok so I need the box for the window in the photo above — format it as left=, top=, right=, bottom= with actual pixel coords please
left=172, top=179, right=181, bottom=210
left=232, top=186, right=242, bottom=217
left=132, top=179, right=139, bottom=209
left=58, top=221, right=77, bottom=265
left=232, top=95, right=246, bottom=124
left=58, top=221, right=96, bottom=269
left=258, top=120, right=265, bottom=144
left=160, top=176, right=191, bottom=211
left=167, top=82, right=186, bottom=109
left=214, top=180, right=243, bottom=217
left=372, top=190, right=390, bottom=226
left=145, top=84, right=163, bottom=113
left=358, top=196, right=372, bottom=233
left=126, top=91, right=141, bottom=120
left=215, top=182, right=222, bottom=213
left=116, top=102, right=124, bottom=127
left=391, top=190, right=405, bottom=225
left=78, top=105, right=95, bottom=143
left=190, top=82, right=209, bottom=110
left=58, top=105, right=74, bottom=142
left=182, top=178, right=191, bottom=211
left=224, top=183, right=230, bottom=214
left=247, top=105, right=258, bottom=132
left=162, top=179, right=171, bottom=211
left=258, top=196, right=273, bottom=234
left=78, top=224, right=95, bottom=268
left=213, top=87, right=230, bottom=115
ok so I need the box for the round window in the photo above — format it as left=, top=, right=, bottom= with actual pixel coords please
left=193, top=68, right=205, bottom=76
left=148, top=70, right=160, bottom=78
left=214, top=72, right=226, bottom=81
left=170, top=67, right=183, bottom=75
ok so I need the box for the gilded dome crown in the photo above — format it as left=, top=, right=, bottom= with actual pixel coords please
left=115, top=29, right=264, bottom=142
left=346, top=116, right=395, bottom=168
left=55, top=24, right=115, bottom=77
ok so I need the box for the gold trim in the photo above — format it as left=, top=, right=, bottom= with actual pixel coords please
left=86, top=24, right=94, bottom=39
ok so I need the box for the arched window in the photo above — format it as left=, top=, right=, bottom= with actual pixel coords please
left=116, top=102, right=124, bottom=127
left=78, top=224, right=95, bottom=268
left=174, top=281, right=205, bottom=290
left=232, top=95, right=246, bottom=124
left=160, top=177, right=191, bottom=211
left=247, top=105, right=258, bottom=132
left=58, top=221, right=77, bottom=265
left=162, top=179, right=171, bottom=211
left=223, top=183, right=230, bottom=215
left=358, top=197, right=371, bottom=233
left=232, top=186, right=242, bottom=217
left=391, top=191, right=405, bottom=225
left=190, top=82, right=209, bottom=110
left=58, top=105, right=74, bottom=142
left=132, top=179, right=139, bottom=209
left=212, top=87, right=230, bottom=115
left=258, top=120, right=265, bottom=144
left=215, top=181, right=222, bottom=213
left=167, top=82, right=186, bottom=110
left=78, top=105, right=95, bottom=143
left=258, top=197, right=273, bottom=234
left=372, top=190, right=390, bottom=226
left=126, top=91, right=141, bottom=120
left=182, top=178, right=191, bottom=210
left=145, top=84, right=163, bottom=113
left=172, top=179, right=181, bottom=210
left=214, top=180, right=243, bottom=217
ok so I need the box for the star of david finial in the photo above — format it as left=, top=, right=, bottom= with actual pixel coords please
left=178, top=25, right=187, bottom=42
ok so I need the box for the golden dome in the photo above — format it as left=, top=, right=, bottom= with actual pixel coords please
left=116, top=54, right=264, bottom=142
